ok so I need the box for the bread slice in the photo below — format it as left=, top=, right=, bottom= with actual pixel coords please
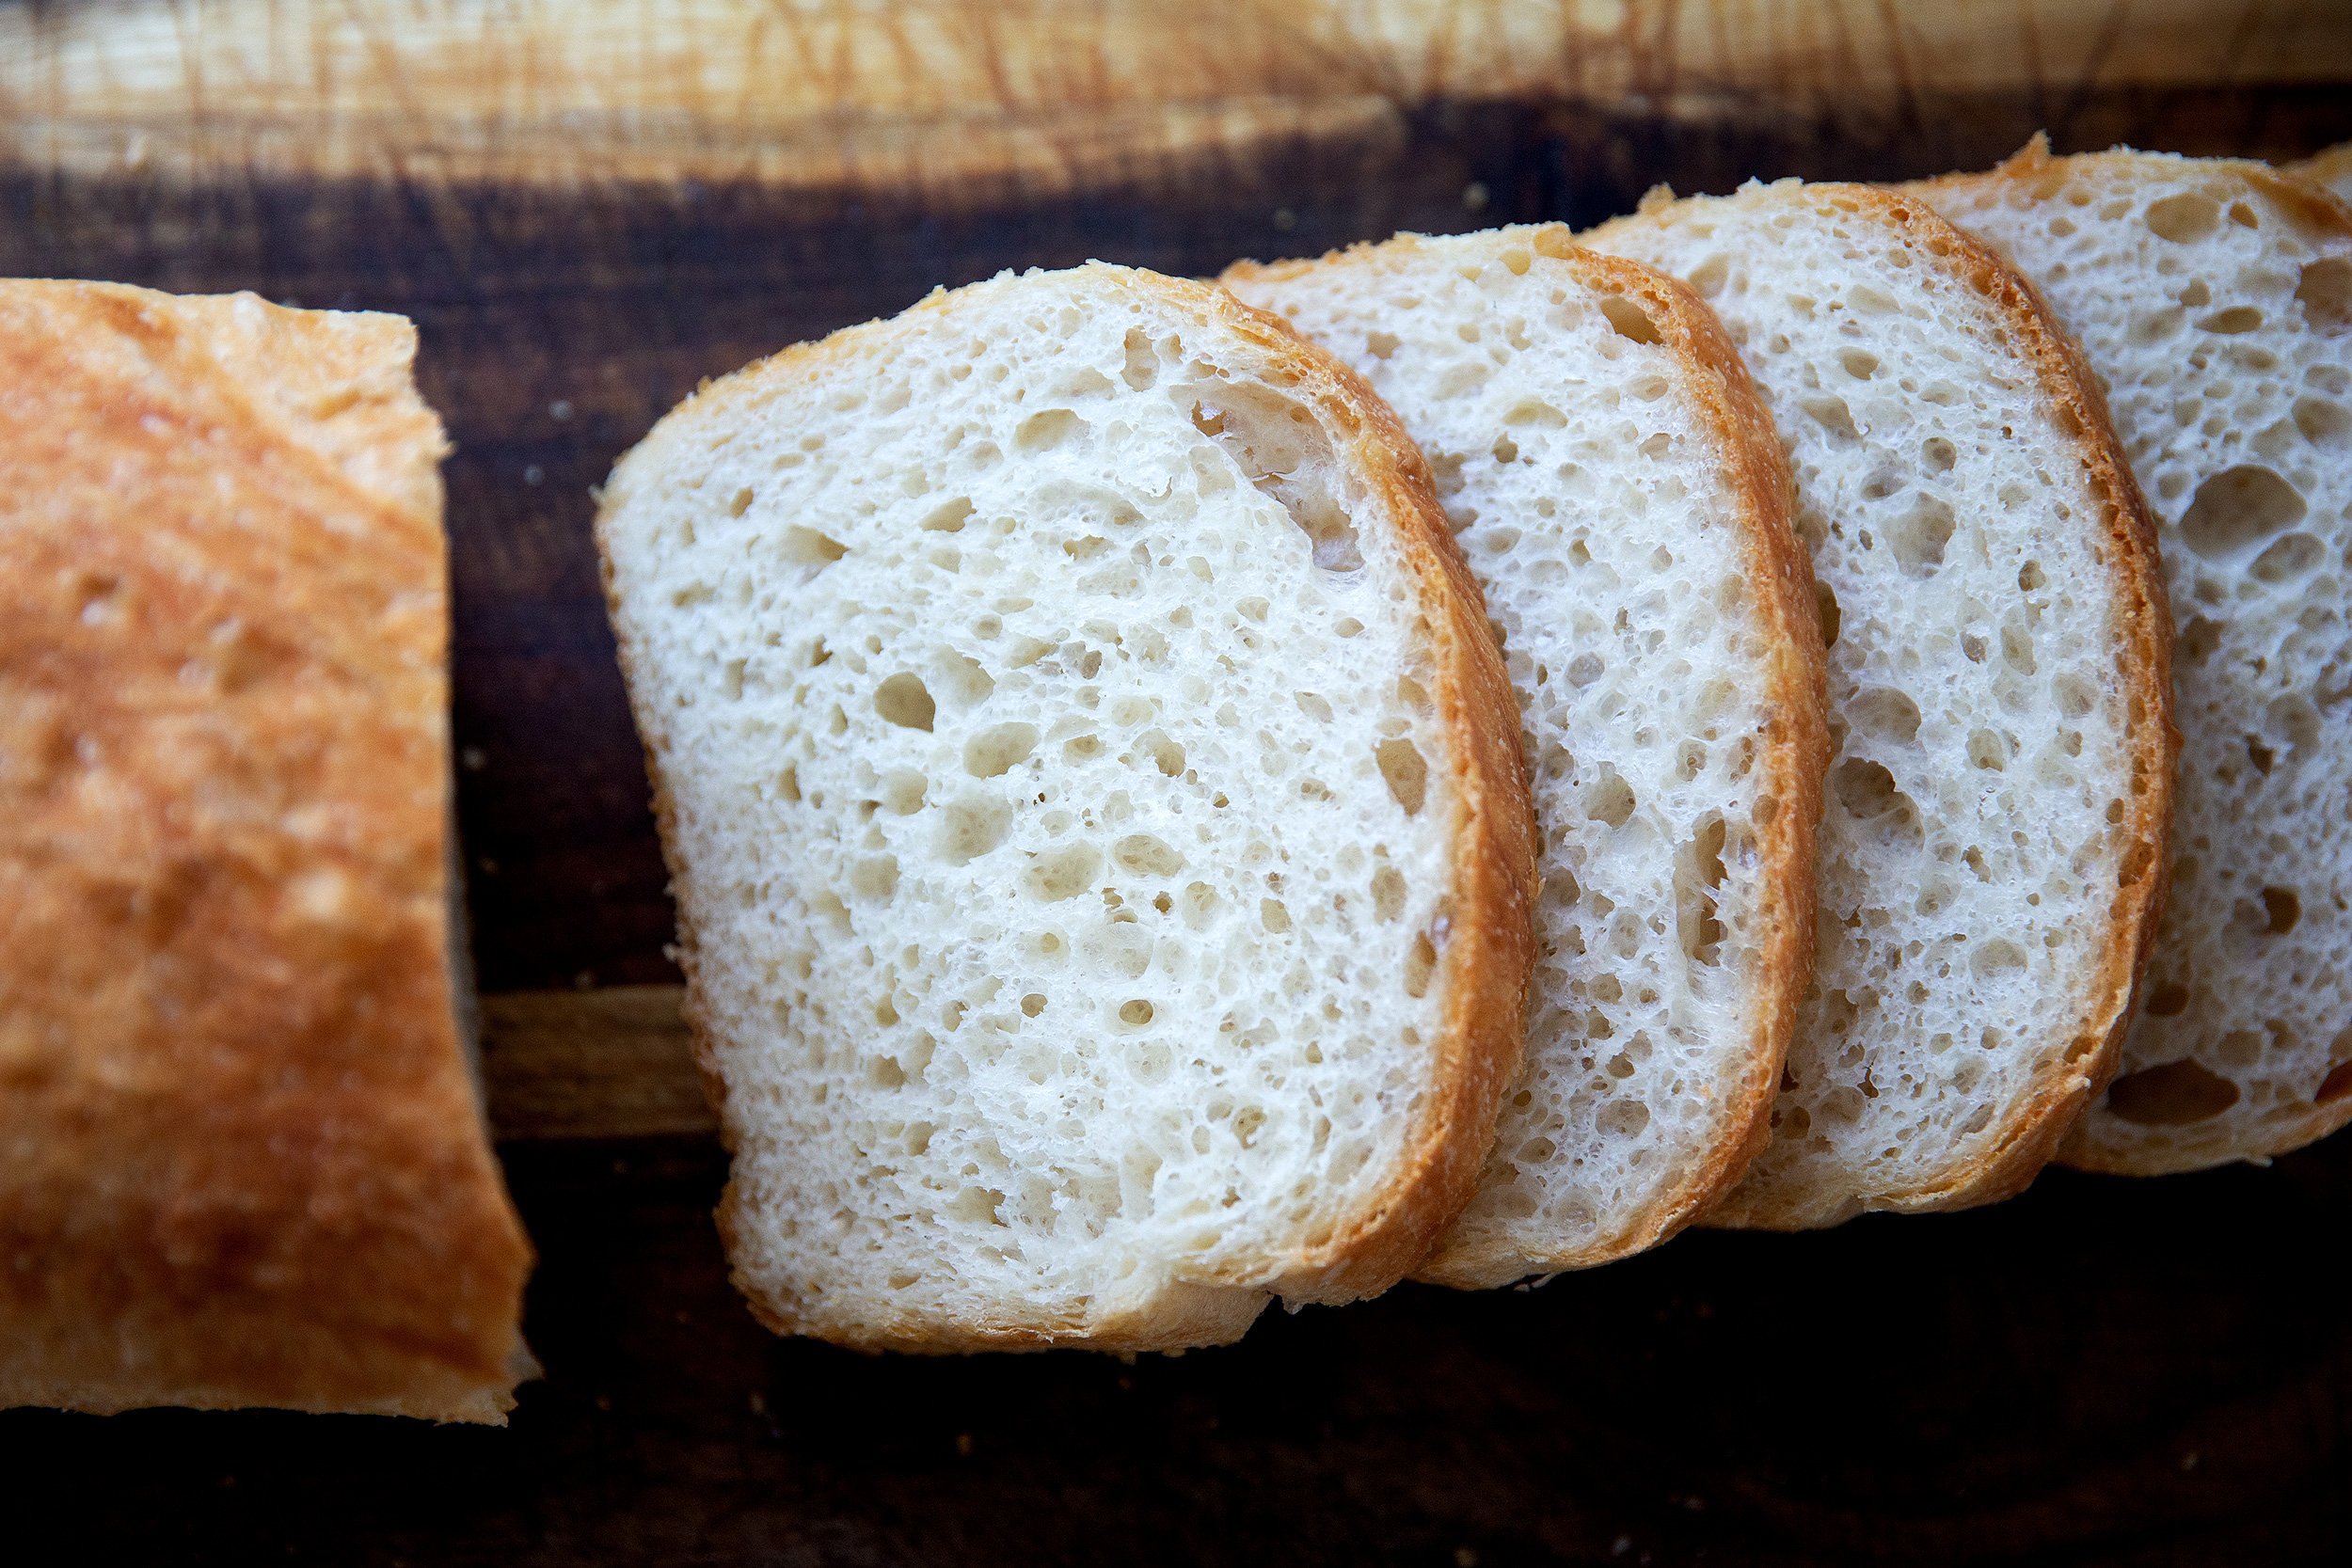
left=1918, top=141, right=2352, bottom=1173
left=2288, top=141, right=2352, bottom=204
left=0, top=281, right=534, bottom=1420
left=597, top=262, right=1535, bottom=1351
left=1588, top=183, right=2174, bottom=1228
left=1224, top=229, right=1828, bottom=1283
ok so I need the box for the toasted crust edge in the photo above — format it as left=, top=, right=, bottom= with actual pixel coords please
left=1916, top=140, right=2352, bottom=1176
left=1226, top=230, right=1828, bottom=1282
left=0, top=282, right=532, bottom=1420
left=596, top=263, right=1535, bottom=1351
left=1591, top=182, right=2175, bottom=1228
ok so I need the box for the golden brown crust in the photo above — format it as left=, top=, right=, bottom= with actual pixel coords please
left=0, top=281, right=533, bottom=1419
left=1915, top=143, right=2351, bottom=1177
left=598, top=264, right=1535, bottom=1350
left=1593, top=184, right=2174, bottom=1228
left=1228, top=230, right=1827, bottom=1281
left=2287, top=141, right=2352, bottom=203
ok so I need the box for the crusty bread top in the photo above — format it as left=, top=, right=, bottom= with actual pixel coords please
left=1589, top=182, right=2174, bottom=1227
left=597, top=263, right=1535, bottom=1351
left=1226, top=228, right=1826, bottom=1283
left=2287, top=141, right=2352, bottom=205
left=0, top=281, right=533, bottom=1419
left=1917, top=141, right=2352, bottom=1174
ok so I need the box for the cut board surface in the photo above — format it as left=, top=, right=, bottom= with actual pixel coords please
left=4, top=3, right=2352, bottom=1562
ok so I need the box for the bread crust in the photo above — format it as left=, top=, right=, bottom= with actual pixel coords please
left=1915, top=141, right=2352, bottom=1176
left=0, top=282, right=533, bottom=1418
left=1592, top=183, right=2176, bottom=1227
left=2285, top=141, right=2352, bottom=204
left=1226, top=230, right=1829, bottom=1281
left=597, top=264, right=1536, bottom=1351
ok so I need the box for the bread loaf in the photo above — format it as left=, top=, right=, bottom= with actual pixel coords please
left=1225, top=228, right=1828, bottom=1282
left=0, top=281, right=534, bottom=1420
left=597, top=263, right=1535, bottom=1350
left=1920, top=141, right=2352, bottom=1172
left=1590, top=183, right=2174, bottom=1227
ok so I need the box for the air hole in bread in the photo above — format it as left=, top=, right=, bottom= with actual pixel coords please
left=1597, top=294, right=1663, bottom=344
left=2106, top=1058, right=2240, bottom=1124
left=783, top=525, right=850, bottom=572
left=1676, top=815, right=1729, bottom=967
left=1850, top=687, right=1922, bottom=743
left=2261, top=886, right=2302, bottom=934
left=2179, top=465, right=2305, bottom=558
left=2293, top=396, right=2349, bottom=444
left=2144, top=193, right=2221, bottom=244
left=2196, top=307, right=2264, bottom=335
left=875, top=673, right=936, bottom=730
left=1838, top=348, right=1881, bottom=380
left=1800, top=393, right=1861, bottom=441
left=1970, top=939, right=2027, bottom=979
left=1815, top=580, right=1841, bottom=647
left=1586, top=767, right=1637, bottom=829
left=1376, top=738, right=1429, bottom=816
left=2249, top=531, right=2324, bottom=584
left=1403, top=930, right=1438, bottom=998
left=920, top=497, right=974, bottom=532
left=2145, top=979, right=2190, bottom=1016
left=963, top=722, right=1038, bottom=778
left=2296, top=258, right=2352, bottom=331
left=1888, top=494, right=1957, bottom=578
left=1189, top=387, right=1367, bottom=572
left=1119, top=328, right=1158, bottom=390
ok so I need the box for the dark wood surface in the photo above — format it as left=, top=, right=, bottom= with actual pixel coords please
left=6, top=3, right=2352, bottom=1560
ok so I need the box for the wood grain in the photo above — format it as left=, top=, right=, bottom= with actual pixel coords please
left=483, top=987, right=711, bottom=1141
left=6, top=2, right=2350, bottom=198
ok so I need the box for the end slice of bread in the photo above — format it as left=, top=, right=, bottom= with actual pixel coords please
left=1920, top=141, right=2352, bottom=1173
left=1226, top=229, right=1829, bottom=1283
left=597, top=262, right=1535, bottom=1351
left=0, top=282, right=533, bottom=1420
left=1589, top=182, right=2174, bottom=1228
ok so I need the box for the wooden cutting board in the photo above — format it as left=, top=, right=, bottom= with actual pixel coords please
left=5, top=4, right=2352, bottom=1563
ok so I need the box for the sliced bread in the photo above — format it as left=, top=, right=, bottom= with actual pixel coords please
left=0, top=282, right=533, bottom=1419
left=1919, top=142, right=2352, bottom=1173
left=1588, top=183, right=2174, bottom=1228
left=1224, top=229, right=1829, bottom=1283
left=597, top=262, right=1536, bottom=1351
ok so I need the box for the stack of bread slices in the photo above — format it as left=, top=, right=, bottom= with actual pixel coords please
left=598, top=137, right=2352, bottom=1354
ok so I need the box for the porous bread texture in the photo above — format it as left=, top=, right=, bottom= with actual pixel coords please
left=2287, top=142, right=2352, bottom=206
left=1225, top=228, right=1827, bottom=1283
left=1921, top=143, right=2352, bottom=1172
left=1590, top=182, right=2172, bottom=1228
left=598, top=262, right=1534, bottom=1352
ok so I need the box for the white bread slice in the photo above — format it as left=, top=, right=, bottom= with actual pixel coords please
left=1589, top=183, right=2174, bottom=1228
left=2288, top=142, right=2352, bottom=205
left=1224, top=229, right=1829, bottom=1283
left=1919, top=142, right=2352, bottom=1173
left=597, top=263, right=1536, bottom=1351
